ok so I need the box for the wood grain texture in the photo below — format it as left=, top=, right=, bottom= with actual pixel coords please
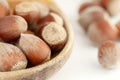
left=0, top=0, right=74, bottom=80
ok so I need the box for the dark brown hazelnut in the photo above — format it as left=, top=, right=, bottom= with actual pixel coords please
left=0, top=15, right=28, bottom=42
left=87, top=18, right=119, bottom=45
left=18, top=33, right=51, bottom=65
left=24, top=30, right=34, bottom=35
left=38, top=12, right=64, bottom=27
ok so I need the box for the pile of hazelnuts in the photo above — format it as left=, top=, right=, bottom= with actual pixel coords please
left=0, top=0, right=67, bottom=72
left=79, top=0, right=120, bottom=69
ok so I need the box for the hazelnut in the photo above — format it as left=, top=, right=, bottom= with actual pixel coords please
left=0, top=42, right=27, bottom=72
left=0, top=0, right=9, bottom=19
left=116, top=21, right=120, bottom=30
left=14, top=2, right=40, bottom=26
left=79, top=6, right=109, bottom=30
left=98, top=40, right=120, bottom=69
left=24, top=30, right=34, bottom=35
left=79, top=2, right=101, bottom=13
left=33, top=2, right=50, bottom=18
left=0, top=15, right=28, bottom=42
left=101, top=0, right=120, bottom=16
left=36, top=22, right=67, bottom=52
left=87, top=18, right=119, bottom=45
left=116, top=21, right=120, bottom=36
left=18, top=33, right=51, bottom=65
left=38, top=12, right=64, bottom=27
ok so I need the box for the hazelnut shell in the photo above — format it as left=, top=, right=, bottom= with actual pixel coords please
left=33, top=2, right=50, bottom=18
left=98, top=40, right=120, bottom=69
left=79, top=2, right=101, bottom=13
left=87, top=18, right=119, bottom=45
left=38, top=12, right=64, bottom=30
left=0, top=0, right=10, bottom=19
left=0, top=42, right=27, bottom=72
left=79, top=6, right=110, bottom=30
left=18, top=34, right=51, bottom=65
left=36, top=22, right=67, bottom=52
left=14, top=2, right=40, bottom=26
left=0, top=15, right=28, bottom=42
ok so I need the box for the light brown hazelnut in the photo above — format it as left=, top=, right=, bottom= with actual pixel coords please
left=0, top=0, right=9, bottom=19
left=14, top=2, right=40, bottom=26
left=101, top=0, right=120, bottom=16
left=36, top=22, right=67, bottom=52
left=33, top=2, right=50, bottom=18
left=79, top=2, right=101, bottom=13
left=87, top=18, right=119, bottom=45
left=79, top=6, right=110, bottom=30
left=98, top=40, right=120, bottom=69
left=0, top=42, right=27, bottom=72
left=0, top=15, right=28, bottom=42
left=18, top=33, right=51, bottom=65
left=38, top=12, right=64, bottom=27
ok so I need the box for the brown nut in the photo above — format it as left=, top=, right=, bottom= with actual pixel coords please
left=36, top=22, right=67, bottom=52
left=0, top=42, right=27, bottom=72
left=79, top=6, right=110, bottom=31
left=98, top=40, right=120, bottom=69
left=18, top=33, right=51, bottom=65
left=116, top=22, right=120, bottom=35
left=79, top=2, right=101, bottom=13
left=87, top=18, right=119, bottom=45
left=38, top=12, right=64, bottom=28
left=101, top=0, right=120, bottom=16
left=24, top=30, right=34, bottom=35
left=0, top=15, right=28, bottom=42
left=14, top=2, right=40, bottom=26
left=33, top=2, right=50, bottom=18
left=0, top=0, right=9, bottom=19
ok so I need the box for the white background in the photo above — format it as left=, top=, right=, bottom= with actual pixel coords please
left=49, top=0, right=120, bottom=80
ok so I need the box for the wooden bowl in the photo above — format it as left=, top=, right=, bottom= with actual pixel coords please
left=0, top=0, right=74, bottom=80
